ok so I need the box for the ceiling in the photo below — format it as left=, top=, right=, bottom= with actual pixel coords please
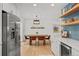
left=15, top=3, right=67, bottom=24
left=15, top=3, right=67, bottom=17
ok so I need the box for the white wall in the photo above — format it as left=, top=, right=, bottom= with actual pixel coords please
left=16, top=3, right=67, bottom=41
left=23, top=17, right=53, bottom=35
left=2, top=3, right=17, bottom=15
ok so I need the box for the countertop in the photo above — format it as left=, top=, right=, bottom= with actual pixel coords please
left=59, top=38, right=79, bottom=51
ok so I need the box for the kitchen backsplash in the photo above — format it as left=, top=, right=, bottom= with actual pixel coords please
left=64, top=25, right=79, bottom=40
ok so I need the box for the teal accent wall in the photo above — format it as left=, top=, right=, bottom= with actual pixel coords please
left=62, top=3, right=79, bottom=40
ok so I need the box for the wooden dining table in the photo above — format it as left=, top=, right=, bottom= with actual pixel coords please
left=27, top=35, right=50, bottom=45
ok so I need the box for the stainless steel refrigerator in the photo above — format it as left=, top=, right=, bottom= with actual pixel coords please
left=2, top=10, right=20, bottom=56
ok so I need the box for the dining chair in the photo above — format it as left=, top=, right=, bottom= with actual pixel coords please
left=38, top=36, right=45, bottom=45
left=45, top=35, right=51, bottom=45
left=25, top=35, right=29, bottom=39
left=29, top=36, right=36, bottom=45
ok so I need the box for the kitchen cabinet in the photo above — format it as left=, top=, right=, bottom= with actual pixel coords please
left=51, top=39, right=60, bottom=56
left=59, top=38, right=79, bottom=56
left=51, top=33, right=61, bottom=56
left=72, top=48, right=79, bottom=56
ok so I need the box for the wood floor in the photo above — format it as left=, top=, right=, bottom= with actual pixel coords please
left=21, top=40, right=54, bottom=56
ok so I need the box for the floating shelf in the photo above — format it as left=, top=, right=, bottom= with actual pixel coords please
left=61, top=20, right=79, bottom=26
left=60, top=3, right=79, bottom=18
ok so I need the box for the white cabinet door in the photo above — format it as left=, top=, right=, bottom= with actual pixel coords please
left=72, top=48, right=79, bottom=56
left=52, top=33, right=61, bottom=56
left=53, top=40, right=60, bottom=56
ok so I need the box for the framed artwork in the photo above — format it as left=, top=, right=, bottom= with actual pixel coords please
left=53, top=26, right=59, bottom=32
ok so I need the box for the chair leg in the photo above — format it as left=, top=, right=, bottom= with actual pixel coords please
left=30, top=40, right=32, bottom=45
left=43, top=40, right=45, bottom=45
left=35, top=40, right=39, bottom=46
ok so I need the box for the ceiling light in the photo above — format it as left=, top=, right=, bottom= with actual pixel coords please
left=33, top=4, right=37, bottom=6
left=51, top=4, right=54, bottom=7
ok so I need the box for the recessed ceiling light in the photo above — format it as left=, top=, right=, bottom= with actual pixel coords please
left=33, top=4, right=37, bottom=6
left=51, top=4, right=54, bottom=7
